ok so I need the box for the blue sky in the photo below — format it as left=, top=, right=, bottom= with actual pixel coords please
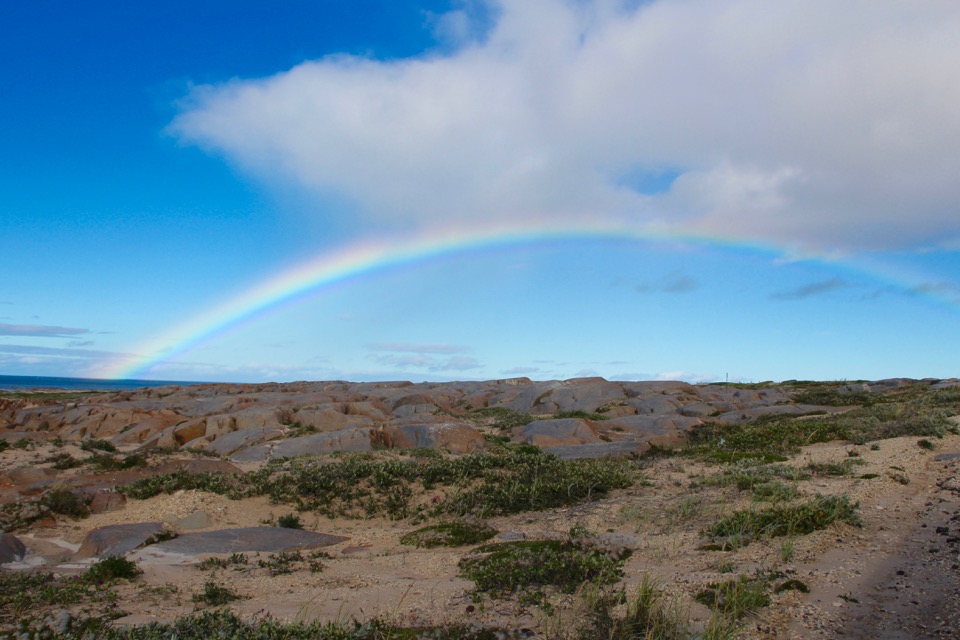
left=2, top=0, right=959, bottom=384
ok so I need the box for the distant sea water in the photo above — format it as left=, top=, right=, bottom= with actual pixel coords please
left=0, top=374, right=209, bottom=392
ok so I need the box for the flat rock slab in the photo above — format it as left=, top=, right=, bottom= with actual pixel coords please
left=935, top=452, right=960, bottom=462
left=544, top=441, right=645, bottom=460
left=147, top=527, right=349, bottom=556
left=0, top=533, right=26, bottom=564
left=76, top=522, right=166, bottom=559
left=174, top=509, right=211, bottom=530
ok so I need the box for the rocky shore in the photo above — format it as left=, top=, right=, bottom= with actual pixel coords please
left=1, top=377, right=958, bottom=638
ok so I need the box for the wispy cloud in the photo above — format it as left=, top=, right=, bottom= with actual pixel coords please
left=0, top=323, right=90, bottom=338
left=907, top=281, right=960, bottom=304
left=635, top=271, right=699, bottom=294
left=173, top=0, right=960, bottom=253
left=372, top=353, right=482, bottom=372
left=367, top=342, right=470, bottom=355
left=771, top=277, right=851, bottom=301
left=0, top=343, right=119, bottom=358
left=500, top=366, right=540, bottom=375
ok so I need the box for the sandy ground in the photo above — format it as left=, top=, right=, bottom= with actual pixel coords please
left=3, top=433, right=960, bottom=638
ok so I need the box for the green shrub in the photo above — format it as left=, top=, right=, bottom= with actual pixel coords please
left=469, top=407, right=534, bottom=430
left=121, top=470, right=241, bottom=500
left=89, top=452, right=148, bottom=472
left=458, top=540, right=628, bottom=598
left=192, top=580, right=242, bottom=606
left=553, top=410, right=610, bottom=421
left=80, top=438, right=117, bottom=453
left=44, top=452, right=83, bottom=469
left=400, top=521, right=497, bottom=548
left=751, top=480, right=799, bottom=502
left=695, top=576, right=770, bottom=618
left=581, top=577, right=693, bottom=640
left=704, top=495, right=861, bottom=547
left=84, top=556, right=142, bottom=583
left=806, top=459, right=865, bottom=477
left=42, top=487, right=89, bottom=518
left=277, top=513, right=303, bottom=529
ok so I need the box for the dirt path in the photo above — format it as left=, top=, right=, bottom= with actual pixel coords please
left=784, top=450, right=960, bottom=639
left=836, top=452, right=960, bottom=639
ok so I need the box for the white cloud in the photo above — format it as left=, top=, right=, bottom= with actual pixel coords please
left=172, top=0, right=960, bottom=253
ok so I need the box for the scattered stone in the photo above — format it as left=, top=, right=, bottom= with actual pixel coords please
left=0, top=533, right=26, bottom=563
left=88, top=490, right=126, bottom=514
left=496, top=530, right=527, bottom=542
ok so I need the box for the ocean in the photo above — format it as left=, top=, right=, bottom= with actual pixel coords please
left=0, top=374, right=208, bottom=392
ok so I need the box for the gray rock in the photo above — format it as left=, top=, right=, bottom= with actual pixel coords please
left=76, top=522, right=167, bottom=558
left=606, top=415, right=699, bottom=439
left=0, top=533, right=26, bottom=564
left=88, top=490, right=126, bottom=514
left=679, top=403, right=715, bottom=418
left=514, top=418, right=601, bottom=447
left=174, top=510, right=211, bottom=530
left=203, top=425, right=285, bottom=456
left=496, top=530, right=527, bottom=541
left=544, top=442, right=645, bottom=460
left=374, top=423, right=485, bottom=453
left=231, top=427, right=373, bottom=461
left=626, top=395, right=681, bottom=415
left=147, top=527, right=348, bottom=555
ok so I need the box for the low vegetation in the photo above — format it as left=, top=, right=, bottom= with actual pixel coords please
left=703, top=494, right=861, bottom=548
left=459, top=539, right=629, bottom=601
left=2, top=609, right=530, bottom=640
left=691, top=382, right=960, bottom=457
left=192, top=580, right=243, bottom=606
left=120, top=446, right=635, bottom=521
left=0, top=557, right=142, bottom=626
left=694, top=576, right=770, bottom=619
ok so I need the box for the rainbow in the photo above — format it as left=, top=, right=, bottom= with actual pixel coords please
left=99, top=219, right=954, bottom=380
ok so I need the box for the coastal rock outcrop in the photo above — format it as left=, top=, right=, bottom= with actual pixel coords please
left=3, top=377, right=957, bottom=461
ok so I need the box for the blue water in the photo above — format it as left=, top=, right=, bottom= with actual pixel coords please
left=0, top=374, right=208, bottom=391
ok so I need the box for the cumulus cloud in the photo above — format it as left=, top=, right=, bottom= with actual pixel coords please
left=172, top=0, right=960, bottom=253
left=0, top=323, right=90, bottom=338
